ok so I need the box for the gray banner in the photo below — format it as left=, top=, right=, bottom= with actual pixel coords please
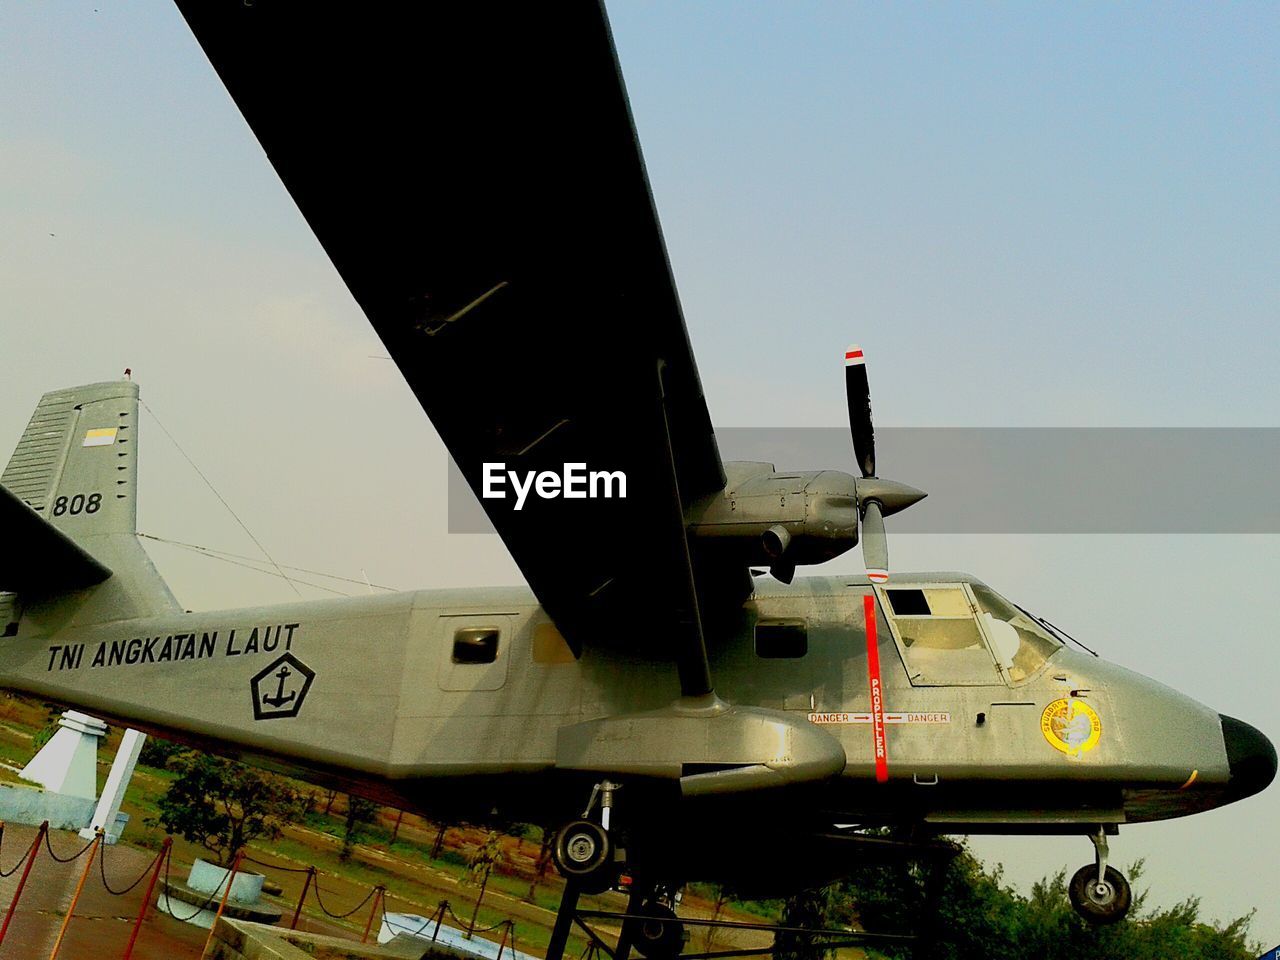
left=448, top=428, right=1280, bottom=534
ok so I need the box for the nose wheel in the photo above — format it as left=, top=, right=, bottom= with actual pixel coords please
left=1068, top=828, right=1131, bottom=924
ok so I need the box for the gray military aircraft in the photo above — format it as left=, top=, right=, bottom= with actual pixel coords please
left=1, top=1, right=1273, bottom=954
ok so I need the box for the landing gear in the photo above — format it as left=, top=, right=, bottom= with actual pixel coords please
left=1069, top=828, right=1131, bottom=924
left=551, top=780, right=622, bottom=893
left=552, top=819, right=615, bottom=891
left=621, top=887, right=685, bottom=960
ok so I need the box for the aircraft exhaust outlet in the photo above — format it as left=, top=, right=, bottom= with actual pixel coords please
left=762, top=524, right=790, bottom=560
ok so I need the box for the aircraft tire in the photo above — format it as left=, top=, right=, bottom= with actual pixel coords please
left=553, top=819, right=616, bottom=889
left=625, top=902, right=684, bottom=960
left=1068, top=864, right=1131, bottom=924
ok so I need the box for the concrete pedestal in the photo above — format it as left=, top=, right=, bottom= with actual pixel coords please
left=156, top=858, right=283, bottom=929
left=19, top=711, right=106, bottom=798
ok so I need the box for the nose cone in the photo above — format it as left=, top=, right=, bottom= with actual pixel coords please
left=854, top=477, right=928, bottom=517
left=1220, top=714, right=1277, bottom=801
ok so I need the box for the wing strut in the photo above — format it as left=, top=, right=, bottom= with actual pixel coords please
left=655, top=361, right=713, bottom=698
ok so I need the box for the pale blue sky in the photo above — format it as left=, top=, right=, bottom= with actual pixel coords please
left=3, top=1, right=1278, bottom=945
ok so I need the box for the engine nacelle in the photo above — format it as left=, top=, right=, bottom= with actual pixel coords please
left=686, top=462, right=861, bottom=568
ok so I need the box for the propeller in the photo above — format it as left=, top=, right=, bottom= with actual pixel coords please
left=844, top=344, right=925, bottom=584
left=861, top=500, right=887, bottom=583
left=844, top=344, right=875, bottom=478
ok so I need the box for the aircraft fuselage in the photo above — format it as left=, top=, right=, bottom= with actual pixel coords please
left=3, top=572, right=1267, bottom=848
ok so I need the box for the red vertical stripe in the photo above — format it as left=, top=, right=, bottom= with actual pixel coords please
left=864, top=593, right=889, bottom=783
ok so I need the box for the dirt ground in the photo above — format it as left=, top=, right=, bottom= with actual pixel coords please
left=0, top=823, right=372, bottom=960
left=0, top=823, right=207, bottom=959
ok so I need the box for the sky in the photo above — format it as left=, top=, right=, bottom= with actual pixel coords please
left=2, top=0, right=1278, bottom=944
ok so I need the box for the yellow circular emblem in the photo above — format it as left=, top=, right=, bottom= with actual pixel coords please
left=1040, top=698, right=1102, bottom=757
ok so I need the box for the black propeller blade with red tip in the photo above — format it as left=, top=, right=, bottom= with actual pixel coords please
left=843, top=344, right=925, bottom=583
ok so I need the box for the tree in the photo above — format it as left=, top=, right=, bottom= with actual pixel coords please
left=31, top=704, right=66, bottom=751
left=138, top=734, right=184, bottom=769
left=154, top=752, right=308, bottom=866
left=340, top=795, right=379, bottom=862
left=430, top=818, right=454, bottom=859
left=833, top=848, right=1260, bottom=960
left=525, top=825, right=555, bottom=902
left=701, top=883, right=733, bottom=954
left=773, top=885, right=834, bottom=960
left=463, top=831, right=507, bottom=935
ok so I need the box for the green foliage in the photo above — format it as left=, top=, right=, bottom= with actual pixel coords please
left=340, top=795, right=379, bottom=862
left=837, top=845, right=1260, bottom=960
left=436, top=848, right=468, bottom=868
left=138, top=735, right=185, bottom=769
left=774, top=885, right=836, bottom=960
left=464, top=830, right=507, bottom=887
left=153, top=751, right=308, bottom=866
left=30, top=705, right=62, bottom=751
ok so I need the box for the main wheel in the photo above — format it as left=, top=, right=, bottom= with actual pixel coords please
left=624, top=901, right=684, bottom=960
left=552, top=820, right=616, bottom=892
left=1068, top=864, right=1131, bottom=924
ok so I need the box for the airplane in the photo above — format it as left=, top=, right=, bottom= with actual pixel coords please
left=1, top=2, right=1274, bottom=955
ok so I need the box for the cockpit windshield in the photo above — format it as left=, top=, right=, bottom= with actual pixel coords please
left=879, top=582, right=1061, bottom=686
left=969, top=584, right=1062, bottom=683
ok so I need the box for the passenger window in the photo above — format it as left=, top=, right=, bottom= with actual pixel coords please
left=452, top=627, right=500, bottom=664
left=755, top=619, right=808, bottom=659
left=883, top=586, right=1000, bottom=685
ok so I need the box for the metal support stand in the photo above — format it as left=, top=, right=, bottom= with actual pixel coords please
left=613, top=883, right=648, bottom=960
left=545, top=880, right=583, bottom=960
left=546, top=831, right=957, bottom=960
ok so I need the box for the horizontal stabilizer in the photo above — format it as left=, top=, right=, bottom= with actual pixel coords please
left=0, top=483, right=111, bottom=595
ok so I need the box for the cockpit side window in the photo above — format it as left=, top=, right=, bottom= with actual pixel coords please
left=969, top=584, right=1061, bottom=683
left=882, top=586, right=1002, bottom=685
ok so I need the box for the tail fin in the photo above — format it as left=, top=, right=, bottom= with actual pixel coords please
left=2, top=381, right=179, bottom=628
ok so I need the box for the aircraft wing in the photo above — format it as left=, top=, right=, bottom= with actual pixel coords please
left=175, top=2, right=725, bottom=690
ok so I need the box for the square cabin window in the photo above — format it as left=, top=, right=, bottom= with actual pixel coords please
left=452, top=627, right=500, bottom=664
left=755, top=619, right=808, bottom=659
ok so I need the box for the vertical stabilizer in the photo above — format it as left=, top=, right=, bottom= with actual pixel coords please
left=4, top=381, right=141, bottom=534
left=2, top=381, right=179, bottom=626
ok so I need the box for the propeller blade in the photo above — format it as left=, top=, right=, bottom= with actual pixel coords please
left=844, top=344, right=875, bottom=477
left=862, top=499, right=888, bottom=583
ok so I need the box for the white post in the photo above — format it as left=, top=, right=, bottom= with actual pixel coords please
left=80, top=728, right=146, bottom=843
left=20, top=710, right=107, bottom=798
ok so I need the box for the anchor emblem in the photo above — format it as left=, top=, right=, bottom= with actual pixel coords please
left=262, top=665, right=296, bottom=709
left=250, top=653, right=315, bottom=720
